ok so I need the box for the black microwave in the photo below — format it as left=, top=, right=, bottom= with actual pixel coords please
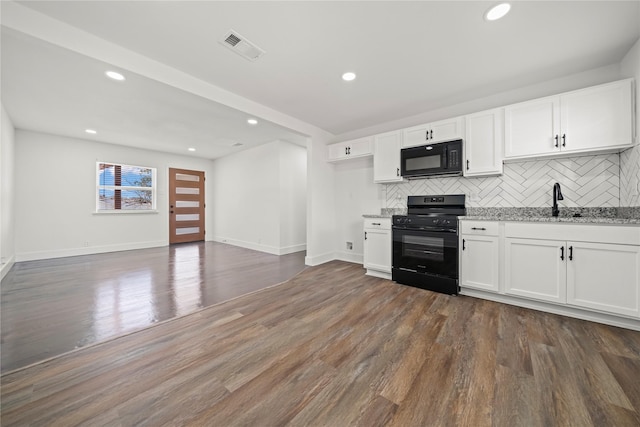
left=400, top=139, right=463, bottom=178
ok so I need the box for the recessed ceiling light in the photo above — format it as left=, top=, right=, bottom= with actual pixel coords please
left=85, top=129, right=97, bottom=134
left=247, top=118, right=258, bottom=125
left=484, top=3, right=511, bottom=21
left=188, top=147, right=196, bottom=152
left=342, top=72, right=356, bottom=81
left=105, top=70, right=125, bottom=81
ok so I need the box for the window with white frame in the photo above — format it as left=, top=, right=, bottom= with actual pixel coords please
left=96, top=162, right=156, bottom=212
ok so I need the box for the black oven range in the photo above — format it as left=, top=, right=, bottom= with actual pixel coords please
left=392, top=194, right=466, bottom=295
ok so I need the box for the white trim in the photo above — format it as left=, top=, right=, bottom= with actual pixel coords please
left=16, top=240, right=167, bottom=262
left=0, top=255, right=16, bottom=280
left=93, top=210, right=159, bottom=215
left=279, top=243, right=307, bottom=255
left=460, top=287, right=640, bottom=331
left=305, top=251, right=336, bottom=266
left=211, top=237, right=306, bottom=256
left=334, top=250, right=363, bottom=265
left=365, top=269, right=392, bottom=280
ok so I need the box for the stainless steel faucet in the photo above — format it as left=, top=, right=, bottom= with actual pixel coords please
left=552, top=182, right=564, bottom=217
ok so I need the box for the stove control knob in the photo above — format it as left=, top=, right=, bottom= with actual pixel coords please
left=433, top=219, right=441, bottom=225
left=407, top=218, right=412, bottom=223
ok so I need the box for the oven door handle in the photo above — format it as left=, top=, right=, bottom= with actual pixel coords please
left=392, top=227, right=455, bottom=233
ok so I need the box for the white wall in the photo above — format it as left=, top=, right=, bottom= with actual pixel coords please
left=279, top=142, right=307, bottom=252
left=210, top=140, right=307, bottom=255
left=14, top=130, right=214, bottom=261
left=305, top=137, right=337, bottom=265
left=1, top=105, right=16, bottom=278
left=332, top=157, right=383, bottom=264
left=620, top=37, right=640, bottom=207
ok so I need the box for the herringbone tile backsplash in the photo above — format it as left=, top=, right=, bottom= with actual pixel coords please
left=385, top=153, right=630, bottom=208
left=621, top=145, right=640, bottom=207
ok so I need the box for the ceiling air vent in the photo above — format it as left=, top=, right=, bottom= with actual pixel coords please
left=220, top=30, right=265, bottom=61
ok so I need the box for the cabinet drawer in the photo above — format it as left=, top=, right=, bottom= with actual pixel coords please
left=461, top=221, right=499, bottom=236
left=364, top=218, right=391, bottom=230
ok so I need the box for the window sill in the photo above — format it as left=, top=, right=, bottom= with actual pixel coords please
left=93, top=210, right=159, bottom=215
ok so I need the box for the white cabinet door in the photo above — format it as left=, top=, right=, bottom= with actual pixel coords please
left=364, top=228, right=391, bottom=273
left=560, top=79, right=633, bottom=153
left=460, top=235, right=499, bottom=292
left=373, top=131, right=403, bottom=183
left=348, top=138, right=374, bottom=157
left=402, top=117, right=463, bottom=148
left=464, top=108, right=503, bottom=176
left=504, top=79, right=634, bottom=160
left=430, top=117, right=463, bottom=143
left=403, top=124, right=432, bottom=148
left=328, top=141, right=349, bottom=161
left=327, top=137, right=372, bottom=162
left=505, top=238, right=567, bottom=303
left=504, top=96, right=560, bottom=159
left=567, top=241, right=640, bottom=317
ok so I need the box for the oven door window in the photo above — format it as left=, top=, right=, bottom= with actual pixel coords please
left=402, top=235, right=444, bottom=262
left=393, top=229, right=458, bottom=277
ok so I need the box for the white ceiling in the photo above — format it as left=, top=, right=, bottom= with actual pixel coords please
left=2, top=1, right=639, bottom=159
left=1, top=27, right=308, bottom=159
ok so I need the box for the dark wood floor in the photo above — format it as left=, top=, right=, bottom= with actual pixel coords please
left=0, top=242, right=306, bottom=372
left=2, top=261, right=640, bottom=426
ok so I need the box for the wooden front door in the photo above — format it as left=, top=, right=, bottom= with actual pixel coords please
left=169, top=168, right=205, bottom=244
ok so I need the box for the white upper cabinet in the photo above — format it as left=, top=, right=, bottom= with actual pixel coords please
left=464, top=108, right=504, bottom=177
left=402, top=117, right=463, bottom=148
left=327, top=137, right=373, bottom=162
left=560, top=80, right=634, bottom=153
left=373, top=130, right=403, bottom=183
left=504, top=79, right=634, bottom=160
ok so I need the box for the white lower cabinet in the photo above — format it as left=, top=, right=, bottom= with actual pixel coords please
left=503, top=223, right=640, bottom=319
left=363, top=218, right=391, bottom=279
left=504, top=238, right=567, bottom=304
left=460, top=221, right=499, bottom=292
left=460, top=221, right=640, bottom=328
left=567, top=242, right=640, bottom=318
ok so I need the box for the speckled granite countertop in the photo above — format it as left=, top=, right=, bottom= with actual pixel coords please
left=461, top=207, right=640, bottom=225
left=364, top=207, right=640, bottom=224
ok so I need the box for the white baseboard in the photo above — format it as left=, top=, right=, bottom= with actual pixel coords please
left=334, top=251, right=363, bottom=265
left=305, top=251, right=336, bottom=266
left=15, top=240, right=167, bottom=262
left=0, top=254, right=15, bottom=280
left=460, top=288, right=640, bottom=332
left=212, top=237, right=306, bottom=256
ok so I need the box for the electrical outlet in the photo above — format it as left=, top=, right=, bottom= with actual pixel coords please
left=346, top=241, right=353, bottom=250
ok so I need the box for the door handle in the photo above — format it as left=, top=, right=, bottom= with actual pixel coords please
left=560, top=246, right=565, bottom=261
left=430, top=130, right=433, bottom=140
left=397, top=167, right=400, bottom=177
left=462, top=239, right=466, bottom=250
left=555, top=135, right=559, bottom=147
left=569, top=246, right=573, bottom=261
left=562, top=134, right=566, bottom=147
left=364, top=231, right=367, bottom=240
left=471, top=227, right=486, bottom=231
left=466, top=160, right=470, bottom=170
